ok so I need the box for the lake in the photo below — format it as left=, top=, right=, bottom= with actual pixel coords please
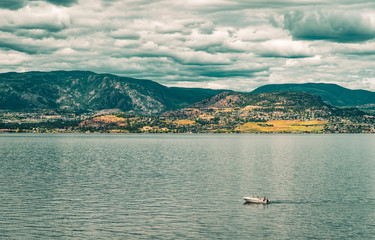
left=0, top=134, right=374, bottom=239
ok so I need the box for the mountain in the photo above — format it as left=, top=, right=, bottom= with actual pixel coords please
left=251, top=83, right=375, bottom=112
left=161, top=91, right=372, bottom=133
left=1, top=71, right=374, bottom=117
left=193, top=91, right=367, bottom=117
left=165, top=91, right=337, bottom=119
left=2, top=84, right=373, bottom=133
left=0, top=71, right=224, bottom=114
left=190, top=91, right=328, bottom=110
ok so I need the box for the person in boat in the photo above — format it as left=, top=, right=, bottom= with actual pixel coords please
left=263, top=197, right=267, bottom=201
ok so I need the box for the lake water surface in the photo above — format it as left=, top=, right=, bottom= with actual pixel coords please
left=1, top=134, right=374, bottom=239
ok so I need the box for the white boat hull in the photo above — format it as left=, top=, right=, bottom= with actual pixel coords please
left=243, top=197, right=270, bottom=204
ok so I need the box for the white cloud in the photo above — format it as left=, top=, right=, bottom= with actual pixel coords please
left=259, top=39, right=314, bottom=58
left=0, top=50, right=30, bottom=65
left=0, top=3, right=71, bottom=32
left=236, top=26, right=288, bottom=42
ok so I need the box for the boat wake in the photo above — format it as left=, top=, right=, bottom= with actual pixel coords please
left=266, top=200, right=324, bottom=205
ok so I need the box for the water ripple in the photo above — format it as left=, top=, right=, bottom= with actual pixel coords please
left=1, top=134, right=374, bottom=239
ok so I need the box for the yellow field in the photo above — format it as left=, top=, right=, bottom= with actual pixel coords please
left=173, top=119, right=196, bottom=125
left=93, top=115, right=126, bottom=123
left=237, top=120, right=328, bottom=133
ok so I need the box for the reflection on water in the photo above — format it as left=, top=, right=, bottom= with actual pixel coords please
left=0, top=134, right=374, bottom=239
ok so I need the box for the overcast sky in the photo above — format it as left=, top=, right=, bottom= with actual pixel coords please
left=1, top=0, right=375, bottom=91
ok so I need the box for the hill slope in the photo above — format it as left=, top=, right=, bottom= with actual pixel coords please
left=0, top=71, right=223, bottom=114
left=191, top=91, right=328, bottom=110
left=252, top=83, right=375, bottom=111
left=161, top=91, right=372, bottom=133
left=164, top=91, right=339, bottom=120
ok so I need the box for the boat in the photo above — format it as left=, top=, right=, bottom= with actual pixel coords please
left=243, top=196, right=270, bottom=204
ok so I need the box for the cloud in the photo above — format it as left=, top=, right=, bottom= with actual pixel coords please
left=236, top=26, right=287, bottom=42
left=118, top=41, right=233, bottom=66
left=45, top=0, right=78, bottom=7
left=110, top=29, right=140, bottom=40
left=284, top=55, right=322, bottom=67
left=182, top=0, right=335, bottom=13
left=259, top=39, right=314, bottom=58
left=0, top=0, right=25, bottom=10
left=0, top=0, right=78, bottom=10
left=195, top=63, right=269, bottom=78
left=333, top=42, right=375, bottom=56
left=0, top=4, right=71, bottom=34
left=11, top=29, right=53, bottom=39
left=0, top=50, right=30, bottom=66
left=184, top=29, right=248, bottom=54
left=172, top=51, right=231, bottom=65
left=284, top=10, right=375, bottom=42
left=1, top=0, right=375, bottom=92
left=0, top=33, right=62, bottom=54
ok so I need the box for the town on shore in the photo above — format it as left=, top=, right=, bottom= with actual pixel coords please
left=1, top=105, right=374, bottom=134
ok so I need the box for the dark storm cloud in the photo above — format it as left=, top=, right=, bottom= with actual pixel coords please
left=1, top=22, right=68, bottom=33
left=284, top=11, right=375, bottom=43
left=185, top=63, right=269, bottom=79
left=259, top=52, right=312, bottom=58
left=45, top=0, right=78, bottom=6
left=0, top=0, right=78, bottom=10
left=0, top=0, right=25, bottom=10
left=200, top=69, right=262, bottom=78
left=110, top=30, right=140, bottom=40
left=0, top=39, right=58, bottom=54
left=332, top=42, right=375, bottom=56
left=11, top=29, right=53, bottom=40
left=345, top=51, right=375, bottom=56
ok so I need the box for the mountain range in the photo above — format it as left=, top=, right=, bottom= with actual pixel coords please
left=1, top=71, right=374, bottom=114
left=252, top=83, right=375, bottom=113
left=0, top=71, right=223, bottom=114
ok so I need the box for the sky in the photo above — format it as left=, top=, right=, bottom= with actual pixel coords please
left=1, top=0, right=375, bottom=91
